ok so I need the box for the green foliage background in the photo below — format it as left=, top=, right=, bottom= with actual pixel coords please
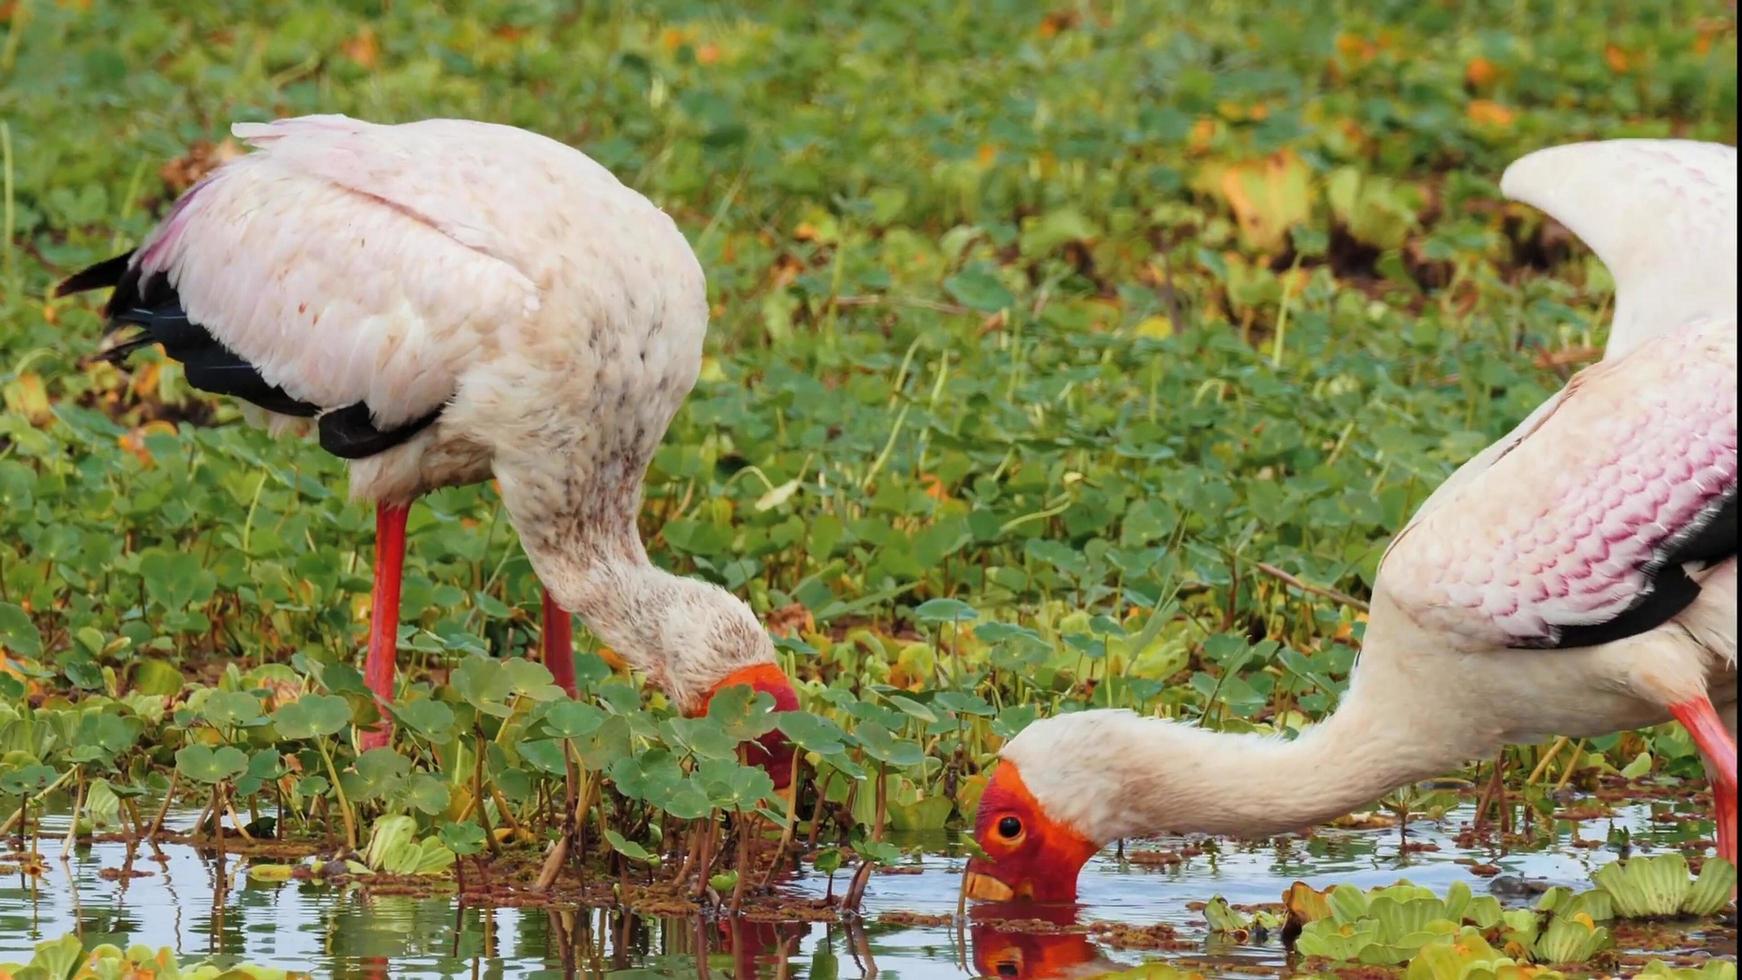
left=0, top=0, right=1735, bottom=822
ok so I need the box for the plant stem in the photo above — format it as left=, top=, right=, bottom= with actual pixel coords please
left=313, top=737, right=358, bottom=850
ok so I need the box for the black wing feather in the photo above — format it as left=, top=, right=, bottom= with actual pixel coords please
left=57, top=252, right=444, bottom=458
left=1538, top=489, right=1737, bottom=650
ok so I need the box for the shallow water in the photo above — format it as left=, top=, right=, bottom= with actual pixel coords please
left=0, top=799, right=1730, bottom=978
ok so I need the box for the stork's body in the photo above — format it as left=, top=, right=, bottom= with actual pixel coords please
left=964, top=140, right=1739, bottom=903
left=60, top=116, right=796, bottom=777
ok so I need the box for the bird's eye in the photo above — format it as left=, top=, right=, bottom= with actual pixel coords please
left=997, top=815, right=1023, bottom=839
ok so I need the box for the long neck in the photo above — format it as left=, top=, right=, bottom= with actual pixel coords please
left=1144, top=695, right=1467, bottom=838
left=498, top=469, right=774, bottom=711
left=1021, top=634, right=1502, bottom=842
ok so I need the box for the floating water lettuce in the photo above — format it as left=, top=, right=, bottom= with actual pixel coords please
left=1593, top=855, right=1736, bottom=918
left=351, top=814, right=455, bottom=876
left=1290, top=879, right=1607, bottom=969
left=0, top=933, right=308, bottom=979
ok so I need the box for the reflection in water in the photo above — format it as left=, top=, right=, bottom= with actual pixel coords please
left=970, top=905, right=1108, bottom=980
left=0, top=801, right=1724, bottom=977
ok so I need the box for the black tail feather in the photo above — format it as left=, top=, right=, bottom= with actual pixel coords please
left=62, top=248, right=447, bottom=458
left=55, top=251, right=135, bottom=298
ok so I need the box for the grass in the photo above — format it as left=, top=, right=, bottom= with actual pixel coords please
left=0, top=0, right=1736, bottom=939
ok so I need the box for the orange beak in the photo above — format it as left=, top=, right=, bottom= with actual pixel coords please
left=963, top=859, right=1023, bottom=901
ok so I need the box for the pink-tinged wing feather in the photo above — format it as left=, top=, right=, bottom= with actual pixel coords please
left=1378, top=317, right=1737, bottom=649
left=128, top=115, right=658, bottom=429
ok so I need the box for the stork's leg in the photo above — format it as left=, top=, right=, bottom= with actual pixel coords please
left=360, top=502, right=411, bottom=751
left=1669, top=697, right=1737, bottom=868
left=542, top=588, right=576, bottom=697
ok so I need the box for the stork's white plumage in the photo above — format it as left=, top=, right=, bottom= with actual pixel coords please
left=61, top=115, right=798, bottom=779
left=963, top=139, right=1739, bottom=904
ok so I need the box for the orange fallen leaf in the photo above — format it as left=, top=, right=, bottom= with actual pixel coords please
left=918, top=473, right=951, bottom=502
left=1335, top=32, right=1377, bottom=64
left=1037, top=9, right=1078, bottom=38
left=1465, top=99, right=1516, bottom=129
left=1465, top=56, right=1498, bottom=90
left=1604, top=43, right=1631, bottom=74
left=342, top=25, right=379, bottom=69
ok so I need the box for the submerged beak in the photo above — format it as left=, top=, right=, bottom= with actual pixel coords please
left=963, top=860, right=1025, bottom=901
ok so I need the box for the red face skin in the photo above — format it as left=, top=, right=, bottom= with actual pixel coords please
left=691, top=663, right=800, bottom=791
left=964, top=762, right=1098, bottom=903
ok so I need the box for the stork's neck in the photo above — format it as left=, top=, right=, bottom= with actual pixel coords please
left=1012, top=652, right=1495, bottom=843
left=511, top=501, right=775, bottom=711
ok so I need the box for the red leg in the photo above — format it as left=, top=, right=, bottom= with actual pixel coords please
left=360, top=502, right=410, bottom=751
left=542, top=588, right=576, bottom=697
left=1669, top=697, right=1737, bottom=868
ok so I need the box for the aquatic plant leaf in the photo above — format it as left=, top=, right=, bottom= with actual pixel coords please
left=394, top=773, right=452, bottom=816
left=1457, top=898, right=1500, bottom=932
left=1594, top=854, right=1692, bottom=918
left=439, top=822, right=487, bottom=857
left=130, top=658, right=182, bottom=697
left=1535, top=886, right=1612, bottom=922
left=705, top=683, right=778, bottom=741
left=24, top=933, right=83, bottom=980
left=389, top=699, right=455, bottom=740
left=1368, top=896, right=1449, bottom=942
left=1681, top=858, right=1736, bottom=916
left=855, top=723, right=925, bottom=768
left=501, top=658, right=565, bottom=701
left=885, top=694, right=938, bottom=725
left=345, top=748, right=411, bottom=803
left=451, top=655, right=514, bottom=716
left=0, top=603, right=43, bottom=658
left=247, top=863, right=295, bottom=883
left=540, top=701, right=605, bottom=740
left=1533, top=910, right=1611, bottom=964
left=888, top=792, right=951, bottom=831
left=612, top=750, right=683, bottom=801
left=604, top=829, right=658, bottom=865
left=777, top=710, right=853, bottom=755
left=1400, top=927, right=1523, bottom=980
left=1284, top=881, right=1334, bottom=929
left=1499, top=907, right=1540, bottom=950
left=83, top=778, right=121, bottom=832
left=1638, top=961, right=1739, bottom=980
left=199, top=690, right=266, bottom=729
left=932, top=690, right=995, bottom=717
left=1328, top=882, right=1371, bottom=924
left=697, top=756, right=775, bottom=810
left=271, top=694, right=351, bottom=740
left=1293, top=918, right=1383, bottom=962
left=913, top=597, right=978, bottom=624
left=174, top=745, right=247, bottom=784
left=571, top=715, right=633, bottom=771
left=363, top=815, right=418, bottom=871
left=1204, top=896, right=1251, bottom=934
left=517, top=738, right=566, bottom=776
left=662, top=715, right=740, bottom=761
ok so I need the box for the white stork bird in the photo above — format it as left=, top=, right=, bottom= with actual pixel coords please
left=963, top=139, right=1738, bottom=903
left=59, top=115, right=799, bottom=780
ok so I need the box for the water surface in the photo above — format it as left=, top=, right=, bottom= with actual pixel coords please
left=0, top=800, right=1730, bottom=977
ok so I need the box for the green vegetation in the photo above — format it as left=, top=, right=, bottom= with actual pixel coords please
left=0, top=934, right=303, bottom=980
left=0, top=0, right=1735, bottom=972
left=1275, top=860, right=1735, bottom=970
